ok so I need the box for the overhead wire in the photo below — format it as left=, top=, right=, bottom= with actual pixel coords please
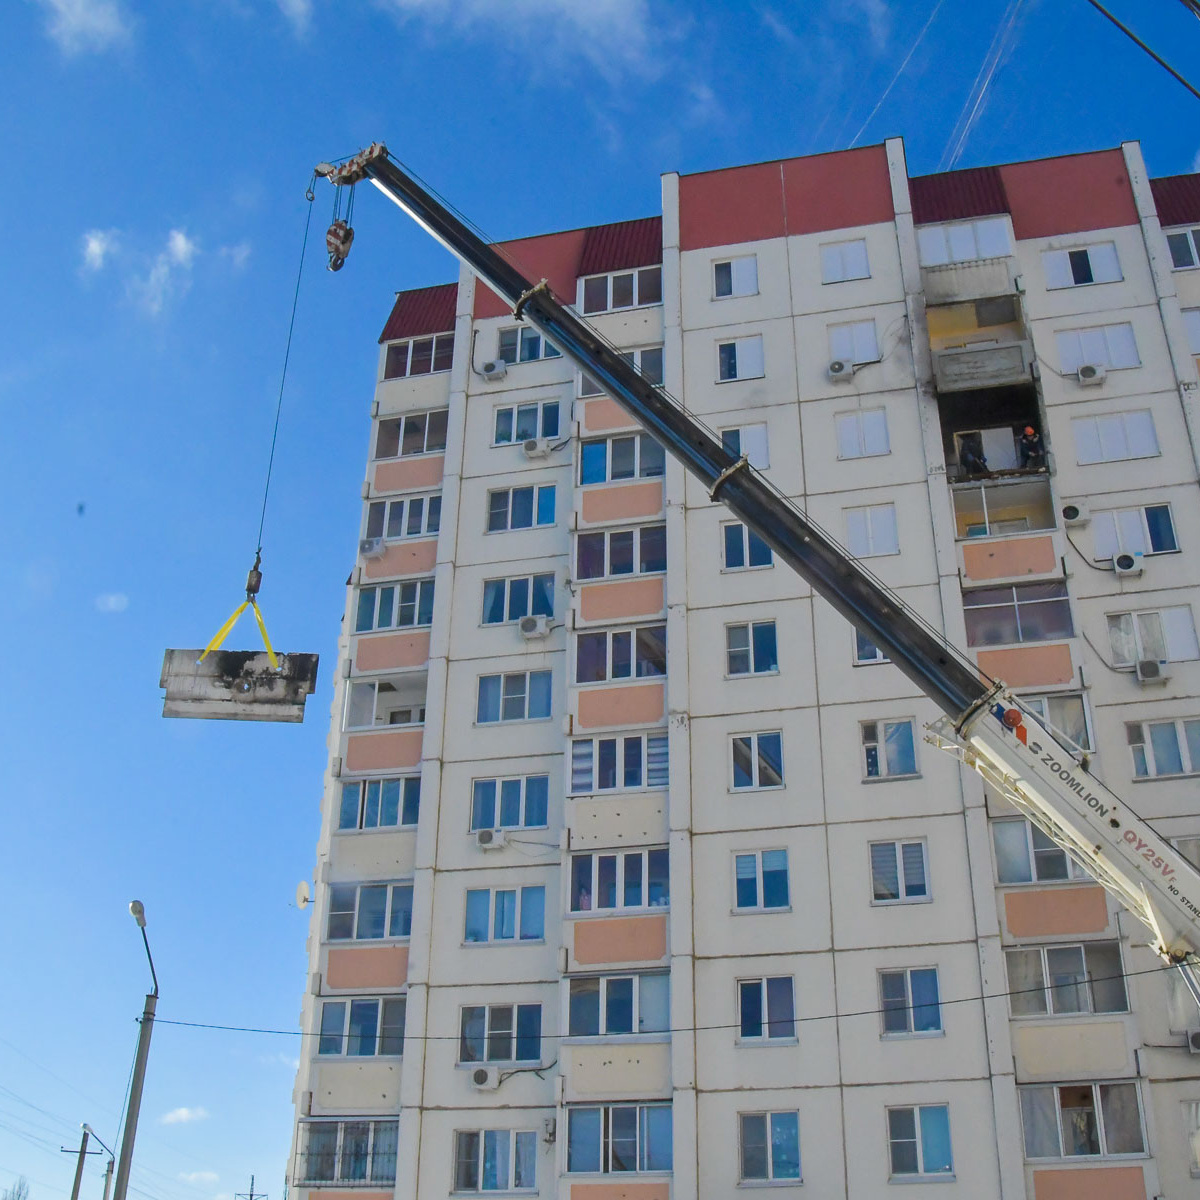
left=1082, top=0, right=1200, bottom=102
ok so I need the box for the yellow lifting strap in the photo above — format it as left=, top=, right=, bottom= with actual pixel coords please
left=197, top=554, right=279, bottom=670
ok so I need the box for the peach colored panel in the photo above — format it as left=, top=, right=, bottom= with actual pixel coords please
left=680, top=160, right=786, bottom=251
left=1000, top=150, right=1138, bottom=240
left=782, top=144, right=893, bottom=235
left=584, top=397, right=640, bottom=433
left=345, top=729, right=423, bottom=772
left=580, top=578, right=665, bottom=623
left=373, top=454, right=444, bottom=492
left=474, top=228, right=588, bottom=317
left=574, top=915, right=668, bottom=966
left=578, top=683, right=664, bottom=730
left=977, top=643, right=1073, bottom=688
left=305, top=1192, right=394, bottom=1200
left=570, top=1184, right=670, bottom=1200
left=326, top=945, right=408, bottom=990
left=581, top=482, right=664, bottom=525
left=963, top=535, right=1057, bottom=581
left=1032, top=1166, right=1145, bottom=1200
left=355, top=631, right=431, bottom=672
left=1005, top=887, right=1109, bottom=937
left=363, top=538, right=437, bottom=581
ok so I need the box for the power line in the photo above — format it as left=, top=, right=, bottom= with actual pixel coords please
left=1082, top=0, right=1200, bottom=102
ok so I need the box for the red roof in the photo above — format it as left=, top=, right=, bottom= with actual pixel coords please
left=577, top=216, right=662, bottom=275
left=1151, top=174, right=1200, bottom=228
left=378, top=282, right=458, bottom=344
left=910, top=166, right=1008, bottom=225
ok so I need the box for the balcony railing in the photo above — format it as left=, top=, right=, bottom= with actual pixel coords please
left=921, top=256, right=1017, bottom=306
left=933, top=340, right=1033, bottom=393
left=296, top=1120, right=399, bottom=1187
left=951, top=476, right=1055, bottom=540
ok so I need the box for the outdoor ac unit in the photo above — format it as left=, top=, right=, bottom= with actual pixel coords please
left=475, top=828, right=508, bottom=850
left=827, top=358, right=855, bottom=383
left=1112, top=551, right=1144, bottom=577
left=519, top=614, right=551, bottom=640
left=1186, top=1028, right=1200, bottom=1054
left=481, top=359, right=508, bottom=381
left=359, top=537, right=386, bottom=559
left=470, top=1066, right=501, bottom=1091
left=1135, top=658, right=1170, bottom=685
left=1077, top=362, right=1107, bottom=386
left=1060, top=500, right=1090, bottom=527
left=523, top=437, right=551, bottom=459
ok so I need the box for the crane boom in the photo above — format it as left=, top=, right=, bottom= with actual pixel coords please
left=317, top=143, right=1200, bottom=997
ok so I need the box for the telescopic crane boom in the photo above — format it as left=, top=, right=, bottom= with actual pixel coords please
left=317, top=143, right=1200, bottom=1003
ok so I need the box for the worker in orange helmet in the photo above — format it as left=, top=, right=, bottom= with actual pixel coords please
left=1018, top=424, right=1045, bottom=469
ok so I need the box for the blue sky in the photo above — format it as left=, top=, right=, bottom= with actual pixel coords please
left=2, top=1, right=1199, bottom=1197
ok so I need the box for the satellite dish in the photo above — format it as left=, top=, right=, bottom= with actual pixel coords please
left=295, top=881, right=311, bottom=909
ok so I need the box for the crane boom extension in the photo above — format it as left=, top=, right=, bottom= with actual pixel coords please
left=317, top=144, right=1200, bottom=996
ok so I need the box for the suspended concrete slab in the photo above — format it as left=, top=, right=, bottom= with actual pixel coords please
left=160, top=649, right=319, bottom=722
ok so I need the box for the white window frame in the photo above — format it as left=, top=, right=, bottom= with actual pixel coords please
left=570, top=732, right=669, bottom=795
left=713, top=255, right=759, bottom=299
left=828, top=319, right=881, bottom=366
left=327, top=881, right=414, bottom=941
left=382, top=332, right=454, bottom=379
left=469, top=774, right=550, bottom=831
left=575, top=624, right=667, bottom=685
left=733, top=848, right=791, bottom=912
left=299, top=1119, right=398, bottom=1185
left=485, top=484, right=556, bottom=532
left=1183, top=308, right=1200, bottom=355
left=1042, top=243, right=1122, bottom=289
left=354, top=579, right=435, bottom=633
left=317, top=996, right=407, bottom=1057
left=1071, top=411, right=1159, bottom=464
left=374, top=409, right=449, bottom=460
left=737, top=975, right=797, bottom=1042
left=1184, top=1099, right=1200, bottom=1175
left=463, top=885, right=546, bottom=944
left=722, top=520, right=774, bottom=570
left=1005, top=941, right=1128, bottom=1016
left=963, top=582, right=1073, bottom=648
left=452, top=1129, right=538, bottom=1193
left=569, top=848, right=670, bottom=914
left=1021, top=692, right=1094, bottom=752
left=870, top=839, right=930, bottom=905
left=364, top=492, right=441, bottom=542
left=730, top=730, right=784, bottom=790
left=1019, top=1081, right=1146, bottom=1160
left=879, top=967, right=942, bottom=1037
left=492, top=399, right=561, bottom=445
left=1092, top=504, right=1178, bottom=560
left=566, top=972, right=670, bottom=1039
left=497, top=325, right=561, bottom=364
left=1056, top=323, right=1140, bottom=373
left=1107, top=605, right=1200, bottom=667
left=836, top=408, right=890, bottom=460
left=1165, top=225, right=1200, bottom=270
left=565, top=1103, right=673, bottom=1174
left=344, top=678, right=426, bottom=730
left=481, top=572, right=555, bottom=625
left=476, top=670, right=553, bottom=724
left=992, top=817, right=1091, bottom=884
left=853, top=627, right=890, bottom=666
left=860, top=719, right=919, bottom=780
left=738, top=1111, right=802, bottom=1182
left=579, top=432, right=665, bottom=485
left=887, top=1105, right=954, bottom=1178
left=580, top=345, right=664, bottom=396
left=820, top=238, right=871, bottom=283
left=579, top=266, right=663, bottom=315
left=720, top=422, right=770, bottom=468
left=916, top=216, right=1011, bottom=266
left=1127, top=717, right=1200, bottom=778
left=337, top=776, right=421, bottom=832
left=458, top=1002, right=542, bottom=1064
left=844, top=503, right=899, bottom=558
left=716, top=334, right=765, bottom=382
left=575, top=524, right=666, bottom=581
left=725, top=621, right=778, bottom=677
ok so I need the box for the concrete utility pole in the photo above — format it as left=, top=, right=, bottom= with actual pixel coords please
left=67, top=1126, right=90, bottom=1200
left=236, top=1175, right=265, bottom=1200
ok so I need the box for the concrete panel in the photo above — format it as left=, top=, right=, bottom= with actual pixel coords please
left=568, top=792, right=668, bottom=849
left=325, top=945, right=408, bottom=990
left=355, top=631, right=431, bottom=672
left=1000, top=150, right=1138, bottom=239
left=344, top=729, right=423, bottom=773
left=583, top=396, right=640, bottom=433
left=570, top=915, right=668, bottom=968
left=1003, top=887, right=1110, bottom=937
left=362, top=538, right=437, bottom=580
left=330, top=830, right=416, bottom=881
left=1031, top=1165, right=1146, bottom=1200
left=568, top=1183, right=669, bottom=1200
left=564, top=1041, right=671, bottom=1100
left=577, top=683, right=665, bottom=730
left=579, top=578, right=665, bottom=624
left=1011, top=1022, right=1130, bottom=1081
left=977, top=643, right=1074, bottom=688
left=962, top=535, right=1058, bottom=581
left=580, top=482, right=664, bottom=525
left=373, top=454, right=444, bottom=493
left=313, top=1060, right=400, bottom=1111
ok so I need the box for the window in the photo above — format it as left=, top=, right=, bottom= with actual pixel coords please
left=576, top=524, right=666, bottom=580
left=1166, top=225, right=1200, bottom=269
left=887, top=1105, right=953, bottom=1177
left=720, top=423, right=769, bottom=468
left=739, top=1112, right=801, bottom=1182
left=870, top=840, right=928, bottom=904
left=1175, top=836, right=1200, bottom=871
left=731, top=731, right=784, bottom=790
left=566, top=1104, right=672, bottom=1173
left=580, top=346, right=663, bottom=396
left=1071, top=411, right=1158, bottom=464
left=486, top=484, right=556, bottom=531
left=1006, top=942, right=1127, bottom=1015
left=845, top=503, right=898, bottom=558
left=344, top=678, right=425, bottom=730
left=821, top=238, right=870, bottom=283
left=836, top=408, right=890, bottom=459
left=1107, top=605, right=1200, bottom=666
left=829, top=319, right=880, bottom=365
left=861, top=720, right=917, bottom=779
left=1022, top=693, right=1092, bottom=751
left=493, top=400, right=560, bottom=445
left=917, top=217, right=1011, bottom=266
left=1020, top=1082, right=1145, bottom=1158
left=470, top=775, right=550, bottom=831
left=734, top=849, right=790, bottom=910
left=338, top=777, right=420, bottom=831
left=570, top=733, right=669, bottom=794
left=854, top=628, right=890, bottom=665
left=963, top=582, right=1073, bottom=646
left=726, top=622, right=778, bottom=676
left=383, top=332, right=454, bottom=379
left=1043, top=243, right=1122, bottom=288
left=464, top=886, right=545, bottom=943
left=453, top=1130, right=537, bottom=1193
left=723, top=522, right=773, bottom=569
left=880, top=968, right=941, bottom=1035
left=476, top=671, right=552, bottom=723
left=738, top=976, right=796, bottom=1040
left=318, top=997, right=406, bottom=1056
left=1127, top=718, right=1200, bottom=777
left=580, top=266, right=663, bottom=315
left=1185, top=1100, right=1200, bottom=1174
left=993, top=818, right=1090, bottom=884
left=570, top=849, right=669, bottom=912
left=1056, top=323, right=1140, bottom=373
left=717, top=334, right=765, bottom=381
left=365, top=493, right=441, bottom=541
left=576, top=624, right=666, bottom=684
left=1093, top=505, right=1178, bottom=559
left=714, top=255, right=758, bottom=298
left=481, top=574, right=554, bottom=624
left=568, top=972, right=670, bottom=1037
left=299, top=1120, right=398, bottom=1184
left=355, top=580, right=435, bottom=632
left=375, top=409, right=448, bottom=458
left=579, top=433, right=665, bottom=485
left=497, top=326, right=561, bottom=364
left=459, top=1004, right=541, bottom=1063
left=1184, top=308, right=1200, bottom=354
left=327, top=882, right=413, bottom=940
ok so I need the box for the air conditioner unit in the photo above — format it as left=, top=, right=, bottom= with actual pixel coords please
left=359, top=537, right=386, bottom=559
left=1060, top=500, right=1090, bottom=527
left=1186, top=1028, right=1200, bottom=1054
left=1135, top=658, right=1170, bottom=685
left=1112, top=551, right=1144, bottom=577
left=519, top=614, right=551, bottom=640
left=827, top=358, right=855, bottom=383
left=481, top=359, right=508, bottom=382
left=1077, top=362, right=1107, bottom=386
left=522, top=437, right=551, bottom=459
left=474, top=828, right=508, bottom=850
left=470, top=1066, right=501, bottom=1091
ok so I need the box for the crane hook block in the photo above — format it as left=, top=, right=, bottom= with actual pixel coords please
left=326, top=220, right=354, bottom=272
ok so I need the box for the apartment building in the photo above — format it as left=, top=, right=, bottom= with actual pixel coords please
left=288, top=139, right=1200, bottom=1199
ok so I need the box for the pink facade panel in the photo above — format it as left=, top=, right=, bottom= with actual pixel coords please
left=326, top=945, right=409, bottom=990
left=999, top=150, right=1138, bottom=239
left=363, top=538, right=438, bottom=581
left=781, top=144, right=894, bottom=235
left=577, top=683, right=665, bottom=730
left=573, top=915, right=668, bottom=966
left=1004, top=887, right=1109, bottom=938
left=679, top=161, right=786, bottom=251
left=355, top=631, right=431, bottom=672
left=569, top=1184, right=670, bottom=1200
left=583, top=397, right=640, bottom=433
left=473, top=228, right=588, bottom=318
left=1032, top=1166, right=1146, bottom=1200
left=962, top=535, right=1057, bottom=581
left=373, top=454, right=444, bottom=493
left=580, top=482, right=664, bottom=525
left=976, top=643, right=1073, bottom=688
left=345, top=729, right=423, bottom=773
left=579, top=578, right=665, bottom=623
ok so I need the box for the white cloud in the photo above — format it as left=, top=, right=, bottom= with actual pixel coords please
left=94, top=592, right=129, bottom=613
left=276, top=0, right=312, bottom=33
left=160, top=1106, right=209, bottom=1125
left=179, top=1172, right=219, bottom=1185
left=129, top=228, right=199, bottom=316
left=166, top=229, right=198, bottom=269
left=844, top=0, right=890, bottom=53
left=34, top=0, right=129, bottom=54
left=219, top=242, right=252, bottom=270
left=81, top=229, right=118, bottom=272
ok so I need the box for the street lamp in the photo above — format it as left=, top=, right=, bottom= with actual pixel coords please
left=82, top=1126, right=116, bottom=1200
left=112, top=901, right=159, bottom=1200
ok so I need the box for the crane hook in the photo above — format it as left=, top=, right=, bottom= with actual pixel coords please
left=326, top=220, right=354, bottom=271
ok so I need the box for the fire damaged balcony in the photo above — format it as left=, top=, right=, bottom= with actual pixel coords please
left=928, top=293, right=1032, bottom=394
left=938, top=382, right=1045, bottom=483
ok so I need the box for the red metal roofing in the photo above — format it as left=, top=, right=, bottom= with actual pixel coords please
left=910, top=167, right=1008, bottom=225
left=378, top=282, right=458, bottom=344
left=578, top=216, right=662, bottom=275
left=1151, top=174, right=1200, bottom=227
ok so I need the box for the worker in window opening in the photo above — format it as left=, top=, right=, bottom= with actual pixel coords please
left=959, top=437, right=989, bottom=478
left=1018, top=425, right=1045, bottom=469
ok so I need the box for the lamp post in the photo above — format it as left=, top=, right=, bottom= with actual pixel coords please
left=112, top=901, right=158, bottom=1200
left=83, top=1126, right=116, bottom=1200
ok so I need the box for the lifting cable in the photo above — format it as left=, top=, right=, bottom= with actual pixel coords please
left=198, top=175, right=319, bottom=669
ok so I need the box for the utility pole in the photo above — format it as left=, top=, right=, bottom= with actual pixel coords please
left=67, top=1126, right=90, bottom=1200
left=236, top=1175, right=265, bottom=1200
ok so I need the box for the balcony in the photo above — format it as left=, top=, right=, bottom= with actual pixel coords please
left=933, top=340, right=1033, bottom=392
left=927, top=294, right=1032, bottom=394
left=951, top=476, right=1055, bottom=540
left=921, top=255, right=1017, bottom=306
